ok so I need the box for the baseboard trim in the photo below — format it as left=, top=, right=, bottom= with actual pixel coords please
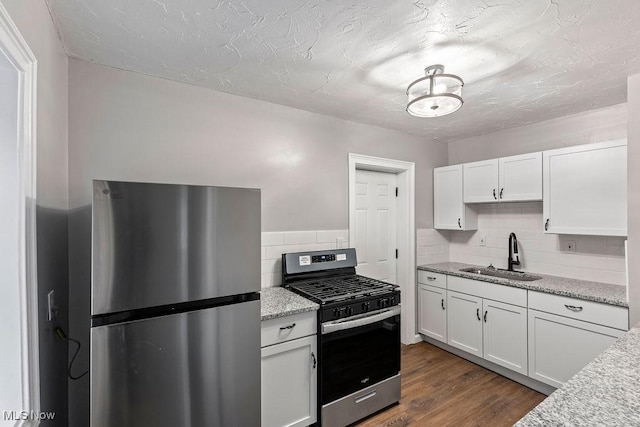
left=419, top=335, right=556, bottom=396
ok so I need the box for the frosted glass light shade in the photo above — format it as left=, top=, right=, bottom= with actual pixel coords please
left=407, top=65, right=464, bottom=118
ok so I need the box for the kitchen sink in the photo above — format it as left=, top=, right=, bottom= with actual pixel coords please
left=459, top=267, right=542, bottom=282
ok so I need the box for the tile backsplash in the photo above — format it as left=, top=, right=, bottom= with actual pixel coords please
left=262, top=228, right=451, bottom=288
left=261, top=230, right=348, bottom=288
left=447, top=202, right=626, bottom=286
left=417, top=228, right=450, bottom=266
left=263, top=204, right=626, bottom=289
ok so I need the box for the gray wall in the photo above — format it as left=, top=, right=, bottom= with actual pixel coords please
left=68, top=59, right=446, bottom=229
left=3, top=0, right=69, bottom=425
left=628, top=75, right=640, bottom=327
left=67, top=58, right=447, bottom=426
left=448, top=103, right=627, bottom=164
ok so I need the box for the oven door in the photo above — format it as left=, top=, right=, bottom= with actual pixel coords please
left=321, top=306, right=401, bottom=404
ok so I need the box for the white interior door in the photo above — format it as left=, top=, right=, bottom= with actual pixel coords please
left=354, top=169, right=397, bottom=283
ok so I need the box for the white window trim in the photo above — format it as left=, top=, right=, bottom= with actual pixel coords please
left=0, top=2, right=40, bottom=425
left=348, top=153, right=417, bottom=345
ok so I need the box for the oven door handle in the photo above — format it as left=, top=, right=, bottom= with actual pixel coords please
left=322, top=306, right=401, bottom=335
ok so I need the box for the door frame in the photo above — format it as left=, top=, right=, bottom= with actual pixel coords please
left=348, top=154, right=416, bottom=344
left=0, top=2, right=40, bottom=423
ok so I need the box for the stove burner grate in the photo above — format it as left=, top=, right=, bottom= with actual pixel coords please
left=289, top=275, right=396, bottom=304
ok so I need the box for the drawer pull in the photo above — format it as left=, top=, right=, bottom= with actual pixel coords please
left=279, top=323, right=296, bottom=330
left=355, top=390, right=377, bottom=404
left=564, top=305, right=583, bottom=312
left=427, top=276, right=437, bottom=281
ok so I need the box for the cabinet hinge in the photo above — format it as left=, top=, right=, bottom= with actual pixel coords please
left=395, top=249, right=398, bottom=259
left=395, top=187, right=398, bottom=197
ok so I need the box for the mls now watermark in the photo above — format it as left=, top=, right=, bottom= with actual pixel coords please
left=3, top=410, right=55, bottom=421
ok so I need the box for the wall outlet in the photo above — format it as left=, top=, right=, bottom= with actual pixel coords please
left=479, top=236, right=486, bottom=247
left=563, top=240, right=576, bottom=253
left=47, top=290, right=55, bottom=322
left=336, top=237, right=345, bottom=249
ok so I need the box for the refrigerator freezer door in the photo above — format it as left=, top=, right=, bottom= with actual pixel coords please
left=91, top=299, right=260, bottom=427
left=92, top=181, right=261, bottom=315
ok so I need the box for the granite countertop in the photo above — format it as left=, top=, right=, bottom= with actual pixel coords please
left=260, top=287, right=319, bottom=321
left=418, top=262, right=627, bottom=307
left=515, top=324, right=640, bottom=426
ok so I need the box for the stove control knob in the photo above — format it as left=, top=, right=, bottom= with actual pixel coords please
left=379, top=298, right=388, bottom=308
left=333, top=308, right=341, bottom=319
left=345, top=306, right=353, bottom=316
left=390, top=296, right=396, bottom=305
left=362, top=302, right=370, bottom=312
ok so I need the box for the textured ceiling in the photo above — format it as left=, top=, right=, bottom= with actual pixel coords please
left=46, top=0, right=640, bottom=142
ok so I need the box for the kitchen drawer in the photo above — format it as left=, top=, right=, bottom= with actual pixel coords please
left=261, top=311, right=317, bottom=348
left=447, top=275, right=527, bottom=307
left=418, top=271, right=447, bottom=289
left=528, top=291, right=628, bottom=331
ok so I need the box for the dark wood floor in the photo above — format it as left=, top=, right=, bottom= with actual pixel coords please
left=354, top=342, right=546, bottom=427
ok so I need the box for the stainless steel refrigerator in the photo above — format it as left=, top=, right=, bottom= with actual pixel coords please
left=90, top=180, right=261, bottom=427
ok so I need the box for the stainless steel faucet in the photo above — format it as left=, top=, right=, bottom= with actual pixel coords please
left=508, top=232, right=520, bottom=271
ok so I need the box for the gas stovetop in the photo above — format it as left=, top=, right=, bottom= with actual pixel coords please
left=282, top=248, right=400, bottom=322
left=287, top=274, right=397, bottom=304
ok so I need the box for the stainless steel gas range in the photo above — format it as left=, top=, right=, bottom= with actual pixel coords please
left=283, top=248, right=401, bottom=427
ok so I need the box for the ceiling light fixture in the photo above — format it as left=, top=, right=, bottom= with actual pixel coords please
left=406, top=64, right=464, bottom=118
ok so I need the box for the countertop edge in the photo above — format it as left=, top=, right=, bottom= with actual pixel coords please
left=260, top=287, right=319, bottom=321
left=261, top=305, right=319, bottom=321
left=418, top=263, right=628, bottom=308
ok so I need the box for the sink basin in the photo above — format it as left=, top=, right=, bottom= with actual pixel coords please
left=459, top=267, right=542, bottom=282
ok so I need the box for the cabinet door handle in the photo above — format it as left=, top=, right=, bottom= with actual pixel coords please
left=279, top=323, right=296, bottom=331
left=311, top=352, right=317, bottom=369
left=458, top=218, right=462, bottom=228
left=564, top=304, right=583, bottom=312
left=484, top=310, right=488, bottom=322
left=476, top=308, right=480, bottom=321
left=493, top=189, right=497, bottom=200
left=441, top=299, right=445, bottom=310
left=427, top=276, right=437, bottom=281
left=545, top=219, right=549, bottom=231
left=500, top=188, right=504, bottom=199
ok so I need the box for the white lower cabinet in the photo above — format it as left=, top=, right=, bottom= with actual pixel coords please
left=261, top=313, right=317, bottom=427
left=418, top=283, right=447, bottom=343
left=528, top=309, right=625, bottom=388
left=447, top=291, right=483, bottom=357
left=418, top=271, right=630, bottom=391
left=483, top=299, right=528, bottom=375
left=446, top=290, right=527, bottom=373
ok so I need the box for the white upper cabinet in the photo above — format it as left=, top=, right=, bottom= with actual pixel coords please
left=499, top=152, right=543, bottom=201
left=463, top=159, right=499, bottom=203
left=434, top=165, right=477, bottom=230
left=463, top=153, right=542, bottom=203
left=543, top=140, right=627, bottom=236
